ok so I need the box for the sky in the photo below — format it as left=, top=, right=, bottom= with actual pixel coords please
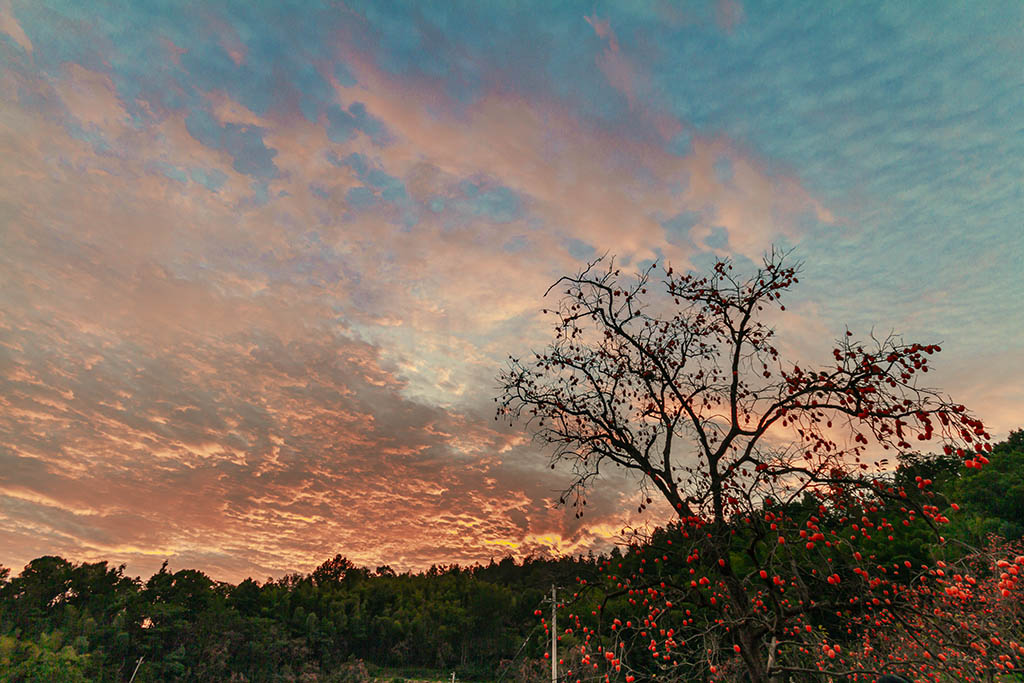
left=1, top=0, right=1022, bottom=583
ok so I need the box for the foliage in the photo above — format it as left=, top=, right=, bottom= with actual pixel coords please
left=0, top=552, right=587, bottom=681
left=0, top=631, right=91, bottom=682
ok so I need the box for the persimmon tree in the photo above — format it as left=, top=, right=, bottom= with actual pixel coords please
left=497, top=250, right=1003, bottom=682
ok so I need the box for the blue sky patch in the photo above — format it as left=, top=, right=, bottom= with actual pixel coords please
left=458, top=181, right=521, bottom=223
left=185, top=109, right=278, bottom=179
left=190, top=167, right=227, bottom=192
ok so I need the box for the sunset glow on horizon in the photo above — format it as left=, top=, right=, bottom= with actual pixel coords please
left=1, top=1, right=1022, bottom=583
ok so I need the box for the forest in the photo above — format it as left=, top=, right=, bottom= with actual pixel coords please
left=1, top=431, right=1022, bottom=681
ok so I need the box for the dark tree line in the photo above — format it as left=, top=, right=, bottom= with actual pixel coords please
left=0, top=547, right=597, bottom=681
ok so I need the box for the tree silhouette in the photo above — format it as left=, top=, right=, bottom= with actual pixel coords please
left=310, top=554, right=356, bottom=587
left=498, top=250, right=1002, bottom=682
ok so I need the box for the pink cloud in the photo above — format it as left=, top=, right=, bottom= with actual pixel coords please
left=716, top=0, right=745, bottom=32
left=585, top=13, right=640, bottom=110
left=0, top=1, right=32, bottom=54
left=329, top=49, right=833, bottom=268
left=51, top=63, right=129, bottom=130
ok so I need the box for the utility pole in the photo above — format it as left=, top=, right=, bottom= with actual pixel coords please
left=128, top=656, right=144, bottom=683
left=551, top=584, right=557, bottom=683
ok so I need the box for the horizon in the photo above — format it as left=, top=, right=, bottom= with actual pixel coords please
left=1, top=0, right=1022, bottom=584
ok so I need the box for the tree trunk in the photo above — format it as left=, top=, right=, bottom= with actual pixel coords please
left=737, top=624, right=769, bottom=683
